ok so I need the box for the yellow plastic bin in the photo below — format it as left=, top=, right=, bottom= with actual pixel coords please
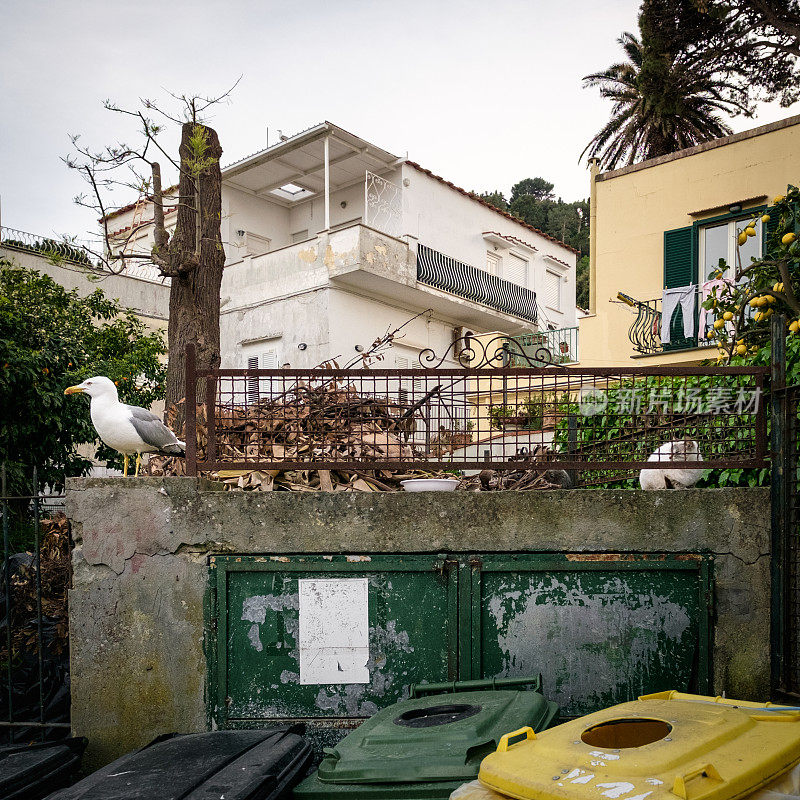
left=477, top=691, right=800, bottom=800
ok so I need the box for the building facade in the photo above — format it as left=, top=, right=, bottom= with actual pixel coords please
left=580, top=114, right=800, bottom=367
left=105, top=121, right=578, bottom=372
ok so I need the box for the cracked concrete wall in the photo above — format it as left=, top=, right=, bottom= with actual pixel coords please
left=66, top=478, right=770, bottom=768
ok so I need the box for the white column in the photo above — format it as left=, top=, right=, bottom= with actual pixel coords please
left=323, top=135, right=330, bottom=231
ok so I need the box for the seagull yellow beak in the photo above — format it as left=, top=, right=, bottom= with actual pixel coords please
left=64, top=385, right=84, bottom=395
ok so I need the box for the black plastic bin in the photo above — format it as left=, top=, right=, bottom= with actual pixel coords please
left=0, top=736, right=87, bottom=800
left=48, top=726, right=312, bottom=800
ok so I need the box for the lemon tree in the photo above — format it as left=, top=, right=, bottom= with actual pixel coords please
left=702, top=185, right=800, bottom=361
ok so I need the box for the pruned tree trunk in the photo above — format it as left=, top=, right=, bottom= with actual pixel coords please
left=162, top=123, right=224, bottom=411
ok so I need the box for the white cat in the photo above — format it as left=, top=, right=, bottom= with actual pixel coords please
left=639, top=440, right=704, bottom=489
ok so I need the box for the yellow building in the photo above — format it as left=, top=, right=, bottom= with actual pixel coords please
left=580, top=114, right=800, bottom=367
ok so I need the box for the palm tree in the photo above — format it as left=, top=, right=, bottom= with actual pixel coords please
left=581, top=31, right=750, bottom=169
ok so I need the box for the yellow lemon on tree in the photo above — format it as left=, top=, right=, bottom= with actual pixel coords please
left=736, top=344, right=747, bottom=355
left=738, top=231, right=748, bottom=246
left=754, top=311, right=764, bottom=322
left=790, top=320, right=800, bottom=333
left=762, top=214, right=771, bottom=223
left=745, top=226, right=756, bottom=237
left=783, top=232, right=797, bottom=246
left=706, top=329, right=715, bottom=338
left=723, top=311, right=734, bottom=321
left=713, top=318, right=725, bottom=329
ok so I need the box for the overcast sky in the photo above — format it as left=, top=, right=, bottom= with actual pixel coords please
left=1, top=0, right=797, bottom=241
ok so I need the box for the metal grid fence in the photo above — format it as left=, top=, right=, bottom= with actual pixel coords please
left=1, top=466, right=71, bottom=743
left=185, top=350, right=768, bottom=475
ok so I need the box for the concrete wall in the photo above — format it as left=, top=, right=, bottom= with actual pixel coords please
left=0, top=247, right=169, bottom=334
left=218, top=224, right=496, bottom=369
left=580, top=114, right=800, bottom=367
left=67, top=478, right=770, bottom=769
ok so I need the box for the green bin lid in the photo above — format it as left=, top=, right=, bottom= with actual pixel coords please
left=293, top=771, right=463, bottom=800
left=315, top=688, right=558, bottom=785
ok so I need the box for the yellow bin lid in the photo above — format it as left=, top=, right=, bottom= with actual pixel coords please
left=478, top=691, right=800, bottom=800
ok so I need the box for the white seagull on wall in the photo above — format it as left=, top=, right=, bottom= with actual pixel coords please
left=64, top=376, right=185, bottom=476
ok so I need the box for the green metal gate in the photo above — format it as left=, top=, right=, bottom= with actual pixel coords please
left=466, top=555, right=712, bottom=716
left=208, top=553, right=712, bottom=729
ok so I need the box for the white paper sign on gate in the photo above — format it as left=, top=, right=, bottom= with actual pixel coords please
left=298, top=578, right=370, bottom=684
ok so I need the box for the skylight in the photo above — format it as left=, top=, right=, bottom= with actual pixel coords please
left=269, top=183, right=316, bottom=202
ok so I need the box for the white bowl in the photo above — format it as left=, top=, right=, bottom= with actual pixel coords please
left=400, top=478, right=459, bottom=492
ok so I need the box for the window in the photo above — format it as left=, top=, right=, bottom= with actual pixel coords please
left=700, top=219, right=761, bottom=282
left=394, top=353, right=424, bottom=404
left=244, top=343, right=281, bottom=404
left=662, top=208, right=769, bottom=350
left=544, top=270, right=561, bottom=311
left=505, top=254, right=528, bottom=287
left=291, top=230, right=310, bottom=244
left=486, top=252, right=501, bottom=275
left=237, top=231, right=270, bottom=257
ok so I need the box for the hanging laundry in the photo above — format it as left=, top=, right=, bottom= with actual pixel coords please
left=661, top=285, right=697, bottom=344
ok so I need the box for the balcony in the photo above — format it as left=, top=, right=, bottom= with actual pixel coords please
left=416, top=244, right=538, bottom=325
left=509, top=327, right=579, bottom=365
left=621, top=290, right=715, bottom=356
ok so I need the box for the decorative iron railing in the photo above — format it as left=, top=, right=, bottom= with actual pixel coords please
left=1, top=225, right=168, bottom=284
left=620, top=290, right=716, bottom=356
left=1, top=226, right=95, bottom=267
left=510, top=328, right=579, bottom=366
left=364, top=171, right=402, bottom=238
left=416, top=244, right=538, bottom=324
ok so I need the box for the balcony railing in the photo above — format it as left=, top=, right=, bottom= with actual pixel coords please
left=509, top=327, right=579, bottom=365
left=1, top=225, right=167, bottom=284
left=416, top=244, right=538, bottom=324
left=621, top=290, right=716, bottom=356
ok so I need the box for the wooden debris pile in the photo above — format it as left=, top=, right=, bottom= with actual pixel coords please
left=1, top=514, right=71, bottom=657
left=150, top=379, right=459, bottom=491
left=149, top=379, right=575, bottom=492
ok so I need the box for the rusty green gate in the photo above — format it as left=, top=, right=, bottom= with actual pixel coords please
left=207, top=553, right=712, bottom=739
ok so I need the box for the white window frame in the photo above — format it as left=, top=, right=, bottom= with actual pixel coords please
left=242, top=340, right=282, bottom=404
left=699, top=218, right=762, bottom=282
left=486, top=251, right=501, bottom=276
left=505, top=251, right=529, bottom=288
left=236, top=231, right=270, bottom=257
left=544, top=269, right=562, bottom=312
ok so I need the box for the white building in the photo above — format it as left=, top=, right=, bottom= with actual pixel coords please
left=106, top=121, right=578, bottom=372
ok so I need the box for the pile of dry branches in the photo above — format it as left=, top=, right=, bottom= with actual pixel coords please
left=149, top=378, right=462, bottom=491
left=149, top=379, right=573, bottom=492
left=1, top=515, right=71, bottom=658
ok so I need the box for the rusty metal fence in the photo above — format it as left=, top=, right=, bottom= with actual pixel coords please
left=184, top=346, right=768, bottom=476
left=1, top=466, right=72, bottom=743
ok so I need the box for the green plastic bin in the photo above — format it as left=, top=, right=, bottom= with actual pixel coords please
left=293, top=677, right=558, bottom=800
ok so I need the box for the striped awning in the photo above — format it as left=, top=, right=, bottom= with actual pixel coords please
left=416, top=244, right=538, bottom=324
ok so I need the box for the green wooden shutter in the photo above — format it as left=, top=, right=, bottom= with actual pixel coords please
left=663, top=226, right=697, bottom=348
left=764, top=210, right=778, bottom=256
left=663, top=226, right=696, bottom=288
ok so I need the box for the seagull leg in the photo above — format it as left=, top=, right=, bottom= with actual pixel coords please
left=135, top=453, right=141, bottom=477
left=123, top=454, right=129, bottom=477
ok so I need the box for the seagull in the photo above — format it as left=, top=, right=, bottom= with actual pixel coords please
left=64, top=376, right=185, bottom=476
